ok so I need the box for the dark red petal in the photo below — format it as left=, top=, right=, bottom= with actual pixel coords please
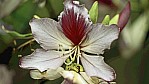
left=118, top=1, right=131, bottom=32
left=61, top=8, right=89, bottom=45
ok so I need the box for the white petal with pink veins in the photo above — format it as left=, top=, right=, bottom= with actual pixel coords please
left=59, top=0, right=91, bottom=22
left=30, top=18, right=72, bottom=50
left=81, top=53, right=116, bottom=81
left=81, top=24, right=119, bottom=54
left=20, top=49, right=68, bottom=72
left=58, top=0, right=92, bottom=45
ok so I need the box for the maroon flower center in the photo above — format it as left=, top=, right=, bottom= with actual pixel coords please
left=61, top=8, right=88, bottom=45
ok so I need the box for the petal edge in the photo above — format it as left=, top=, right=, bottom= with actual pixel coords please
left=81, top=53, right=116, bottom=81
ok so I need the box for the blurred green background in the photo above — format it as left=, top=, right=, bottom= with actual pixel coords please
left=0, top=0, right=149, bottom=84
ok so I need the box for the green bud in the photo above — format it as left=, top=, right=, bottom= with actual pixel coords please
left=109, top=14, right=119, bottom=25
left=89, top=1, right=98, bottom=23
left=102, top=15, right=110, bottom=25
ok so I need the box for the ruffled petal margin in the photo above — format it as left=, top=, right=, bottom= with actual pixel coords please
left=81, top=53, right=116, bottom=81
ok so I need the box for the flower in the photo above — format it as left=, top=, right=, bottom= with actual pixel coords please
left=19, top=0, right=119, bottom=81
left=29, top=67, right=116, bottom=84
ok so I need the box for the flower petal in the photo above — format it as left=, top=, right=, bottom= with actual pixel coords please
left=81, top=24, right=119, bottom=54
left=81, top=53, right=116, bottom=81
left=30, top=70, right=43, bottom=79
left=60, top=71, right=88, bottom=84
left=19, top=49, right=68, bottom=72
left=59, top=0, right=90, bottom=22
left=64, top=0, right=89, bottom=21
left=59, top=0, right=91, bottom=45
left=30, top=18, right=72, bottom=50
left=30, top=67, right=64, bottom=80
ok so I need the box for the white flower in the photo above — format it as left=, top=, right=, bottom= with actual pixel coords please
left=19, top=0, right=119, bottom=81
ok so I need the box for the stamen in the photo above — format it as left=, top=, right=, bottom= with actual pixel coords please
left=58, top=45, right=78, bottom=65
left=64, top=60, right=73, bottom=65
left=77, top=46, right=81, bottom=64
left=71, top=46, right=77, bottom=51
left=77, top=55, right=80, bottom=64
left=58, top=45, right=82, bottom=65
left=70, top=48, right=77, bottom=62
left=69, top=49, right=75, bottom=61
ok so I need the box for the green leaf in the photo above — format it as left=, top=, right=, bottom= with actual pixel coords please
left=102, top=15, right=110, bottom=25
left=35, top=6, right=50, bottom=17
left=121, top=12, right=149, bottom=58
left=0, top=0, right=21, bottom=18
left=89, top=1, right=98, bottom=23
left=0, top=40, right=8, bottom=53
left=0, top=27, right=13, bottom=44
left=3, top=0, right=38, bottom=33
left=109, top=14, right=119, bottom=25
left=129, top=13, right=148, bottom=49
left=140, top=42, right=149, bottom=84
left=110, top=57, right=127, bottom=84
left=46, top=0, right=63, bottom=18
left=0, top=27, right=13, bottom=53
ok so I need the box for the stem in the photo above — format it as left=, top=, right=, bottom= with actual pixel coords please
left=36, top=80, right=39, bottom=84
left=17, top=39, right=35, bottom=49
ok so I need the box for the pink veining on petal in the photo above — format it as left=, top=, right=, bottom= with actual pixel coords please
left=61, top=8, right=88, bottom=45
